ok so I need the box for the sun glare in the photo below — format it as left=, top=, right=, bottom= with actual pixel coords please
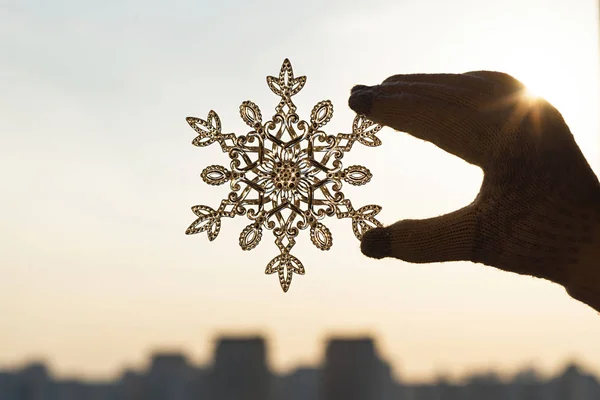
left=522, top=85, right=543, bottom=101
left=511, top=70, right=563, bottom=108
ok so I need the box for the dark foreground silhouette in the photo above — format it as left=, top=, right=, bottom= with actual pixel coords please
left=349, top=71, right=600, bottom=313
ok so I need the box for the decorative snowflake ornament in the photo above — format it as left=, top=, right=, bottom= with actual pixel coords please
left=185, top=59, right=384, bottom=292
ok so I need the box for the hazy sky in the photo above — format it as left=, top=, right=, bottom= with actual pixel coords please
left=1, top=0, right=599, bottom=383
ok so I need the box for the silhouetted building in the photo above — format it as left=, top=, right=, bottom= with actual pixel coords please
left=436, top=380, right=465, bottom=400
left=117, top=370, right=143, bottom=400
left=505, top=368, right=546, bottom=400
left=547, top=364, right=600, bottom=400
left=0, top=371, right=19, bottom=400
left=208, top=336, right=271, bottom=400
left=379, top=360, right=400, bottom=400
left=321, top=337, right=390, bottom=400
left=17, top=363, right=51, bottom=400
left=52, top=380, right=115, bottom=400
left=461, top=372, right=508, bottom=400
left=140, top=353, right=194, bottom=400
left=406, top=384, right=444, bottom=400
left=273, top=367, right=320, bottom=400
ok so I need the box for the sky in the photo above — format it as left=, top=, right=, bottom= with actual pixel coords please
left=1, top=0, right=599, bottom=384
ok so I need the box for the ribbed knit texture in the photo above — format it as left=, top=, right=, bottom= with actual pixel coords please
left=349, top=71, right=600, bottom=312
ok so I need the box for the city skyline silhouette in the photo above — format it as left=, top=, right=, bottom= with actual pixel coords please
left=1, top=334, right=599, bottom=400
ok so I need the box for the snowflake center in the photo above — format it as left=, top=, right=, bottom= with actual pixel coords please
left=272, top=161, right=301, bottom=191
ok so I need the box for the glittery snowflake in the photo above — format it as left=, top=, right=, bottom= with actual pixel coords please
left=185, top=59, right=383, bottom=292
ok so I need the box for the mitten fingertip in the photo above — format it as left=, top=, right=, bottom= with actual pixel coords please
left=360, top=227, right=391, bottom=259
left=349, top=88, right=374, bottom=115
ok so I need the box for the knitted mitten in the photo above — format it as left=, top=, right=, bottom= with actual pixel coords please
left=349, top=71, right=600, bottom=312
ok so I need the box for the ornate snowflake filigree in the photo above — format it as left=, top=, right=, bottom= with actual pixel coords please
left=185, top=59, right=383, bottom=292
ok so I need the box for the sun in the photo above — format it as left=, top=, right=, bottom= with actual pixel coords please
left=519, top=77, right=556, bottom=106
left=493, top=65, right=572, bottom=139
left=482, top=67, right=564, bottom=136
left=508, top=67, right=566, bottom=110
left=521, top=84, right=544, bottom=101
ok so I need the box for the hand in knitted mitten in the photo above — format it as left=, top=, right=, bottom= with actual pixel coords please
left=349, top=71, right=600, bottom=312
